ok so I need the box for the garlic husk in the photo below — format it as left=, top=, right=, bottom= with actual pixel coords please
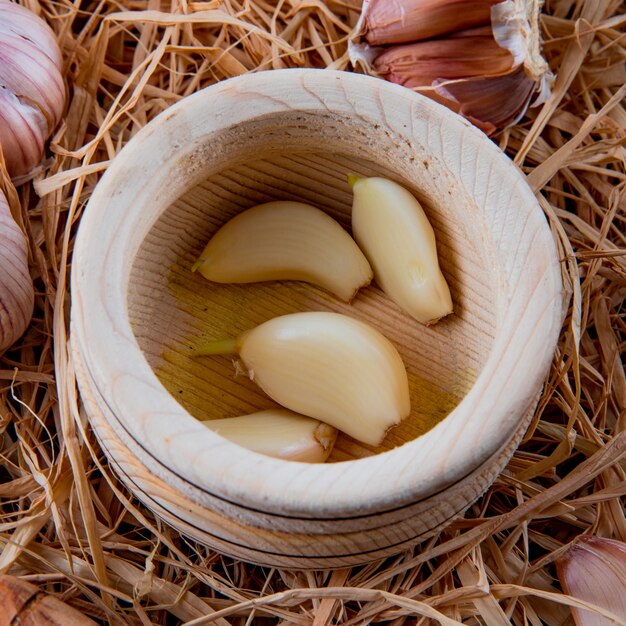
left=0, top=189, right=34, bottom=352
left=350, top=0, right=553, bottom=135
left=359, top=0, right=502, bottom=45
left=491, top=0, right=551, bottom=93
left=0, top=1, right=65, bottom=177
left=432, top=66, right=536, bottom=135
left=556, top=535, right=626, bottom=626
left=193, top=201, right=373, bottom=302
left=351, top=176, right=452, bottom=325
left=0, top=2, right=62, bottom=67
left=203, top=409, right=337, bottom=462
left=198, top=312, right=411, bottom=446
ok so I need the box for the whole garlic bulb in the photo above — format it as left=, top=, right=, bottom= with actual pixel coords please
left=0, top=188, right=34, bottom=352
left=0, top=1, right=65, bottom=177
left=350, top=0, right=553, bottom=135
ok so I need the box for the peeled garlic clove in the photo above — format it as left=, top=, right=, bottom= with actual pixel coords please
left=203, top=409, right=337, bottom=462
left=350, top=176, right=452, bottom=325
left=199, top=312, right=411, bottom=446
left=0, top=189, right=34, bottom=352
left=556, top=535, right=626, bottom=626
left=0, top=2, right=65, bottom=177
left=193, top=201, right=373, bottom=302
left=360, top=0, right=501, bottom=45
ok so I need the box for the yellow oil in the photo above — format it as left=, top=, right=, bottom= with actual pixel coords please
left=154, top=258, right=477, bottom=462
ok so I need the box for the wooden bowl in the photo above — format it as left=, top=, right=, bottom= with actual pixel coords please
left=71, top=69, right=562, bottom=568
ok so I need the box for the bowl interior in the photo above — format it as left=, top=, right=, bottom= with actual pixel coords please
left=127, top=112, right=499, bottom=462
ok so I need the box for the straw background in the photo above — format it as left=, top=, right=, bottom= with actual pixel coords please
left=0, top=0, right=624, bottom=623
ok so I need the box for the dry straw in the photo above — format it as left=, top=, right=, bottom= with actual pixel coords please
left=0, top=0, right=624, bottom=624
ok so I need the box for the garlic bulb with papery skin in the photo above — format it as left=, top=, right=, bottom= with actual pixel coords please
left=350, top=0, right=552, bottom=135
left=374, top=27, right=515, bottom=86
left=0, top=1, right=65, bottom=177
left=0, top=575, right=98, bottom=626
left=556, top=535, right=626, bottom=626
left=0, top=189, right=34, bottom=352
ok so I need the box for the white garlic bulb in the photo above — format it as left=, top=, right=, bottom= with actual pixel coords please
left=0, top=189, right=34, bottom=352
left=0, top=1, right=65, bottom=177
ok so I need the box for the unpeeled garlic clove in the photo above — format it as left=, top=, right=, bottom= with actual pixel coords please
left=556, top=535, right=626, bottom=626
left=0, top=189, right=34, bottom=353
left=193, top=201, right=373, bottom=302
left=374, top=31, right=535, bottom=135
left=198, top=312, right=411, bottom=446
left=373, top=27, right=515, bottom=88
left=203, top=409, right=337, bottom=462
left=350, top=176, right=452, bottom=325
left=372, top=26, right=520, bottom=134
left=430, top=65, right=536, bottom=135
left=360, top=0, right=501, bottom=45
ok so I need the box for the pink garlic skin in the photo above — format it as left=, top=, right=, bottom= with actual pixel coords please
left=351, top=0, right=553, bottom=135
left=0, top=1, right=65, bottom=177
left=373, top=27, right=515, bottom=87
left=0, top=190, right=34, bottom=352
left=363, top=0, right=502, bottom=45
left=557, top=535, right=626, bottom=626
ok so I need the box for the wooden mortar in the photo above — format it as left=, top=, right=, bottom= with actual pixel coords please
left=71, top=69, right=562, bottom=568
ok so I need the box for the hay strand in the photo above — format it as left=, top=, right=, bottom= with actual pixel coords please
left=1, top=0, right=624, bottom=623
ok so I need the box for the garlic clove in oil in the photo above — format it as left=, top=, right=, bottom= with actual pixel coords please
left=203, top=409, right=337, bottom=463
left=193, top=201, right=373, bottom=302
left=350, top=176, right=452, bottom=325
left=198, top=312, right=411, bottom=446
left=0, top=189, right=34, bottom=353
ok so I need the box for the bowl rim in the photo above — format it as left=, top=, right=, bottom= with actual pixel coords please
left=71, top=68, right=563, bottom=517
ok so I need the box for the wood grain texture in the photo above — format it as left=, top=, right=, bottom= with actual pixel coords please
left=75, top=339, right=538, bottom=567
left=134, top=152, right=491, bottom=459
left=71, top=69, right=562, bottom=566
left=0, top=575, right=96, bottom=626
